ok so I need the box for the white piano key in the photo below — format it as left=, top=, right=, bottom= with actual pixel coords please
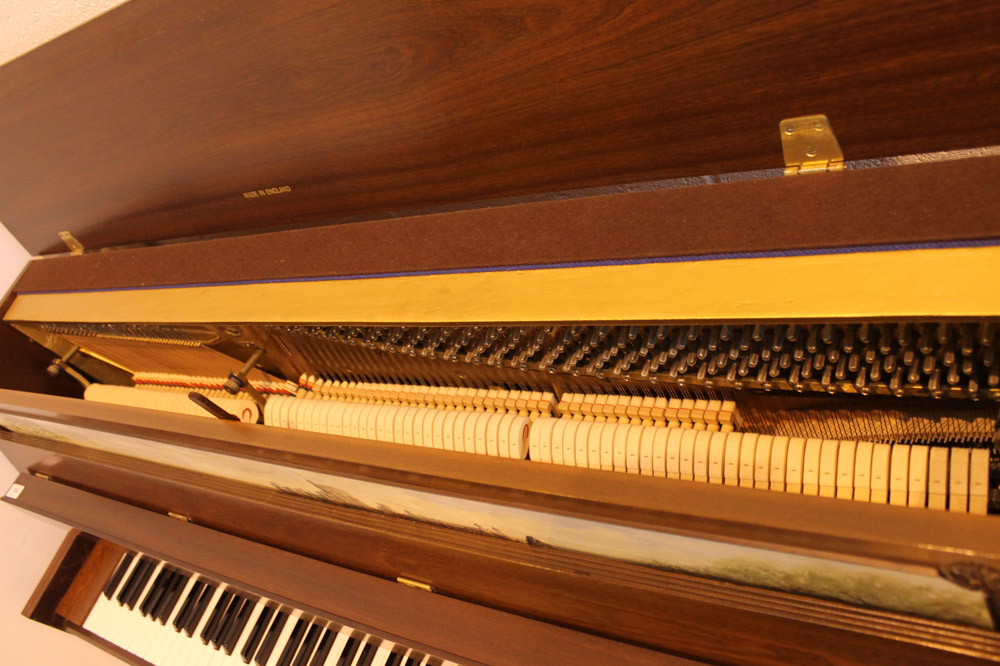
left=853, top=441, right=873, bottom=502
left=561, top=418, right=581, bottom=466
left=722, top=432, right=743, bottom=487
left=969, top=448, right=990, bottom=515
left=651, top=426, right=669, bottom=477
left=84, top=551, right=142, bottom=638
left=321, top=627, right=353, bottom=666
left=612, top=423, right=630, bottom=472
left=738, top=433, right=758, bottom=488
left=666, top=428, right=684, bottom=480
left=132, top=570, right=186, bottom=662
left=802, top=438, right=822, bottom=496
left=835, top=441, right=856, bottom=500
left=265, top=609, right=302, bottom=666
left=693, top=429, right=711, bottom=483
left=889, top=443, right=910, bottom=506
left=372, top=642, right=395, bottom=666
left=147, top=574, right=201, bottom=665
left=907, top=445, right=930, bottom=508
left=818, top=439, right=839, bottom=499
left=949, top=447, right=970, bottom=513
left=707, top=431, right=727, bottom=484
left=753, top=434, right=773, bottom=490
left=768, top=436, right=789, bottom=492
left=625, top=424, right=643, bottom=474
left=168, top=583, right=227, bottom=666
left=122, top=561, right=167, bottom=655
left=678, top=428, right=697, bottom=481
left=576, top=420, right=595, bottom=468
left=927, top=446, right=950, bottom=510
left=869, top=443, right=891, bottom=504
left=784, top=437, right=806, bottom=494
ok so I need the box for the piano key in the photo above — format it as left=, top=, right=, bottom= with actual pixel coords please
left=242, top=604, right=277, bottom=663
left=203, top=588, right=236, bottom=644
left=889, top=443, right=911, bottom=506
left=969, top=448, right=990, bottom=515
left=103, top=551, right=136, bottom=599
left=307, top=626, right=337, bottom=666
left=212, top=594, right=247, bottom=649
left=275, top=616, right=309, bottom=666
left=927, top=446, right=950, bottom=510
left=84, top=551, right=142, bottom=638
left=120, top=560, right=166, bottom=654
left=678, top=428, right=697, bottom=480
left=802, top=438, right=822, bottom=496
left=147, top=575, right=200, bottom=665
left=333, top=632, right=362, bottom=666
left=853, top=441, right=873, bottom=502
left=291, top=622, right=324, bottom=666
left=370, top=643, right=396, bottom=666
left=836, top=441, right=857, bottom=500
left=175, top=579, right=208, bottom=633
left=870, top=443, right=892, bottom=504
left=818, top=439, right=840, bottom=499
left=907, top=445, right=930, bottom=508
left=753, top=434, right=773, bottom=490
left=354, top=639, right=379, bottom=666
left=949, top=447, right=970, bottom=513
left=254, top=608, right=290, bottom=665
left=141, top=566, right=174, bottom=617
left=738, top=433, right=758, bottom=488
left=220, top=597, right=256, bottom=655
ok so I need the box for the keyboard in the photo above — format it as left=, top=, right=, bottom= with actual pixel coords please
left=82, top=551, right=459, bottom=666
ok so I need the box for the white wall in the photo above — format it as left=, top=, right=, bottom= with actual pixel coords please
left=1, top=3, right=132, bottom=664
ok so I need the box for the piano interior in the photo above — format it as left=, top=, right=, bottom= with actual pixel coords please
left=1, top=1, right=1000, bottom=665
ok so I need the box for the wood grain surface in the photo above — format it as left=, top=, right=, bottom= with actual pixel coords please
left=0, top=0, right=998, bottom=254
left=10, top=469, right=1000, bottom=664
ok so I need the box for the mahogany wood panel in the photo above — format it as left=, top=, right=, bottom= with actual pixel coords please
left=0, top=0, right=998, bottom=254
left=2, top=389, right=999, bottom=573
left=11, top=155, right=1000, bottom=293
left=7, top=475, right=688, bottom=666
left=9, top=469, right=1000, bottom=665
left=53, top=538, right=127, bottom=628
left=21, top=530, right=95, bottom=627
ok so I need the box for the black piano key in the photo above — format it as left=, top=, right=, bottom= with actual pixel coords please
left=336, top=635, right=361, bottom=666
left=124, top=558, right=157, bottom=609
left=139, top=567, right=173, bottom=617
left=155, top=571, right=189, bottom=623
left=307, top=627, right=336, bottom=666
left=291, top=623, right=323, bottom=666
left=222, top=597, right=255, bottom=655
left=355, top=641, right=378, bottom=666
left=201, top=589, right=235, bottom=644
left=173, top=579, right=205, bottom=632
left=183, top=582, right=218, bottom=636
left=254, top=609, right=289, bottom=666
left=213, top=594, right=247, bottom=649
left=116, top=556, right=151, bottom=605
left=148, top=569, right=179, bottom=621
left=103, top=552, right=135, bottom=599
left=402, top=655, right=422, bottom=666
left=384, top=652, right=404, bottom=666
left=242, top=604, right=275, bottom=663
left=276, top=617, right=308, bottom=666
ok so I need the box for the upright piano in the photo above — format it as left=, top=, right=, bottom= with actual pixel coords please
left=2, top=1, right=1000, bottom=664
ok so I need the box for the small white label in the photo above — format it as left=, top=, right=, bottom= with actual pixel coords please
left=5, top=483, right=24, bottom=500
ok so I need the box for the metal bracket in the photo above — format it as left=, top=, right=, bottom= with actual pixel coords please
left=780, top=115, right=844, bottom=175
left=58, top=230, right=85, bottom=255
left=396, top=577, right=434, bottom=593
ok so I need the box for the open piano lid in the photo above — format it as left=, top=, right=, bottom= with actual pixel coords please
left=0, top=0, right=998, bottom=256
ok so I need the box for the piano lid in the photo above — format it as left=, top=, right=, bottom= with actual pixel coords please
left=0, top=0, right=999, bottom=255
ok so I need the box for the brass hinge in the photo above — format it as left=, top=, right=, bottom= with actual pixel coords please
left=780, top=115, right=844, bottom=175
left=32, top=472, right=53, bottom=481
left=396, top=577, right=434, bottom=593
left=167, top=511, right=192, bottom=522
left=58, top=231, right=85, bottom=255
